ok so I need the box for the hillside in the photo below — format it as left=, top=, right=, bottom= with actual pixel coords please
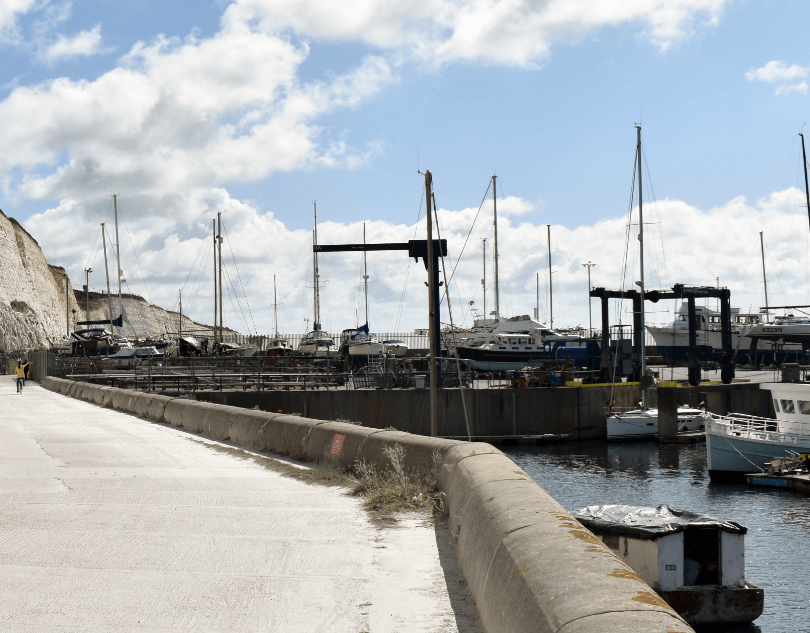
left=0, top=208, right=218, bottom=351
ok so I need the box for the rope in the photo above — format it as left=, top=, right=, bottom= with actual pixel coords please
left=223, top=262, right=253, bottom=335
left=221, top=219, right=257, bottom=335
left=448, top=179, right=492, bottom=287
left=431, top=186, right=472, bottom=441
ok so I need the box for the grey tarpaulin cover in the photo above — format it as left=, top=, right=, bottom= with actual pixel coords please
left=571, top=504, right=747, bottom=540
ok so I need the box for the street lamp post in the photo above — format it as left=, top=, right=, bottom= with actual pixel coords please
left=582, top=261, right=596, bottom=336
left=84, top=268, right=92, bottom=316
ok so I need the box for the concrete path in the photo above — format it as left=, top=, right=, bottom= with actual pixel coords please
left=0, top=379, right=480, bottom=632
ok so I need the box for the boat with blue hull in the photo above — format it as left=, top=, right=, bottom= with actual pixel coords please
left=707, top=382, right=810, bottom=481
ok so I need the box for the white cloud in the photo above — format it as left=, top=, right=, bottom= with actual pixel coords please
left=22, top=186, right=810, bottom=336
left=228, top=0, right=730, bottom=67
left=0, top=0, right=37, bottom=43
left=745, top=60, right=809, bottom=83
left=40, top=24, right=104, bottom=62
left=0, top=17, right=393, bottom=202
left=775, top=81, right=808, bottom=97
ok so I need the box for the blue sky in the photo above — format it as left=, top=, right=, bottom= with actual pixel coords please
left=2, top=0, right=810, bottom=334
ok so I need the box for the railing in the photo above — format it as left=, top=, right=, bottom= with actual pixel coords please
left=172, top=332, right=431, bottom=350
left=708, top=413, right=810, bottom=447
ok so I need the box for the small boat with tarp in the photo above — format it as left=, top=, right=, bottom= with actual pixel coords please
left=572, top=504, right=763, bottom=627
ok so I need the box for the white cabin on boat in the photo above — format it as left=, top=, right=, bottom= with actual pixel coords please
left=573, top=504, right=763, bottom=626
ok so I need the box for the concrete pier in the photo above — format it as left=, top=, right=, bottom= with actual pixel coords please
left=35, top=377, right=696, bottom=633
left=0, top=379, right=480, bottom=632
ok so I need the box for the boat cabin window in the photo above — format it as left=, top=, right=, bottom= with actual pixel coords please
left=780, top=399, right=796, bottom=414
left=799, top=401, right=810, bottom=415
left=773, top=399, right=780, bottom=412
left=683, top=529, right=721, bottom=586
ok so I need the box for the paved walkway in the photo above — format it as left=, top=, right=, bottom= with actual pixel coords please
left=0, top=379, right=479, bottom=632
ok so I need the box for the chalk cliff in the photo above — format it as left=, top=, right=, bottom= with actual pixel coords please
left=0, top=209, right=214, bottom=351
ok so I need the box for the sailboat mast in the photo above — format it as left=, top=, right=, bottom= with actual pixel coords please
left=101, top=223, right=113, bottom=331
left=536, top=272, right=539, bottom=321
left=362, top=222, right=369, bottom=324
left=113, top=194, right=122, bottom=328
left=547, top=225, right=553, bottom=328
left=481, top=238, right=486, bottom=319
left=801, top=133, right=810, bottom=233
left=179, top=289, right=182, bottom=336
left=492, top=175, right=499, bottom=318
left=217, top=212, right=223, bottom=342
left=760, top=231, right=769, bottom=317
left=273, top=274, right=279, bottom=337
left=313, top=201, right=320, bottom=331
left=636, top=124, right=647, bottom=406
left=213, top=219, right=217, bottom=344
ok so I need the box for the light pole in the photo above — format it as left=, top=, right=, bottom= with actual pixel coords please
left=582, top=262, right=596, bottom=336
left=84, top=268, right=92, bottom=317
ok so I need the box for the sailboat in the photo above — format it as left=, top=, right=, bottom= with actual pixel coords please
left=606, top=126, right=708, bottom=440
left=298, top=202, right=336, bottom=357
left=347, top=222, right=384, bottom=357
left=446, top=175, right=577, bottom=371
left=266, top=275, right=291, bottom=356
left=736, top=132, right=810, bottom=363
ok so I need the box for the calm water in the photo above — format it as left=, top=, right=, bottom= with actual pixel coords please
left=505, top=441, right=809, bottom=633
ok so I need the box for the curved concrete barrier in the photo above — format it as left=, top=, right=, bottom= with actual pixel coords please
left=40, top=378, right=694, bottom=633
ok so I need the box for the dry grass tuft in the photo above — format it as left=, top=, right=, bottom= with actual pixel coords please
left=351, top=445, right=445, bottom=517
left=336, top=417, right=362, bottom=426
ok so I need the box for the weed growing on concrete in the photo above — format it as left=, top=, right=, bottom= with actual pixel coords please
left=335, top=417, right=362, bottom=426
left=351, top=444, right=446, bottom=517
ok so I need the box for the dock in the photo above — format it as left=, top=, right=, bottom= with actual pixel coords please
left=745, top=473, right=810, bottom=493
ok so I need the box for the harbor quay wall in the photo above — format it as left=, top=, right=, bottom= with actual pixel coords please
left=186, top=381, right=770, bottom=439
left=649, top=382, right=772, bottom=418
left=41, top=376, right=693, bottom=633
left=188, top=384, right=644, bottom=439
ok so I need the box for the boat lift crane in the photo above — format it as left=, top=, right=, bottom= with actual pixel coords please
left=590, top=284, right=735, bottom=386
left=314, top=237, right=449, bottom=438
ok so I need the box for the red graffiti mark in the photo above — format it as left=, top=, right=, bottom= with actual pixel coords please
left=273, top=408, right=287, bottom=414
left=331, top=434, right=345, bottom=455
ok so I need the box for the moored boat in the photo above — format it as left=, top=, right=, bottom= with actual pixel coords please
left=572, top=504, right=764, bottom=627
left=707, top=382, right=810, bottom=480
left=607, top=406, right=709, bottom=440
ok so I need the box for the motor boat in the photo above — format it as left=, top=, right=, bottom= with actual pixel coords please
left=706, top=382, right=810, bottom=480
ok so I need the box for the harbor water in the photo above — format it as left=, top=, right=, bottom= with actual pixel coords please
left=506, top=441, right=809, bottom=632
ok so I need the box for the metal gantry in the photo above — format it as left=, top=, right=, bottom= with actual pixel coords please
left=590, top=284, right=735, bottom=386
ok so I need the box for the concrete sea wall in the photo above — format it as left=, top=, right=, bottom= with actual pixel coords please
left=41, top=377, right=693, bottom=633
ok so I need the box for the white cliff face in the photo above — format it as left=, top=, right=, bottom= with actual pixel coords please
left=0, top=211, right=75, bottom=351
left=0, top=209, right=216, bottom=351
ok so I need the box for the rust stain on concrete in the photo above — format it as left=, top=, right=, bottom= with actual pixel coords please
left=518, top=567, right=531, bottom=575
left=609, top=568, right=643, bottom=582
left=632, top=590, right=674, bottom=610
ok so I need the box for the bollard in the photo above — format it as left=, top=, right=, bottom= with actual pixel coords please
left=657, top=386, right=679, bottom=442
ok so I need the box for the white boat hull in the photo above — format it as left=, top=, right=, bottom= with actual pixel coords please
left=607, top=407, right=709, bottom=440
left=349, top=341, right=384, bottom=356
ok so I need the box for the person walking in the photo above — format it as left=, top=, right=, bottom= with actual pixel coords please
left=23, top=358, right=31, bottom=385
left=15, top=360, right=28, bottom=393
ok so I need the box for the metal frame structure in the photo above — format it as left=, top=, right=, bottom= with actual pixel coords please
left=590, top=284, right=735, bottom=386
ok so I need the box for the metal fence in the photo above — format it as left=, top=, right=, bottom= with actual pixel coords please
left=200, top=332, right=431, bottom=350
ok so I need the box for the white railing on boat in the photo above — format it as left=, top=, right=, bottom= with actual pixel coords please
left=708, top=413, right=810, bottom=448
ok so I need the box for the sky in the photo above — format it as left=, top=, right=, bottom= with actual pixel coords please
left=2, top=0, right=810, bottom=337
